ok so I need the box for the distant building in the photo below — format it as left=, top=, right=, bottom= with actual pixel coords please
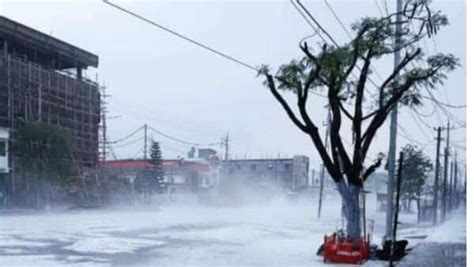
left=224, top=155, right=310, bottom=192
left=103, top=157, right=220, bottom=195
left=198, top=148, right=217, bottom=159
left=371, top=172, right=388, bottom=212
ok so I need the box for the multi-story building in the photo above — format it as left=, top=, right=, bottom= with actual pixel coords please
left=0, top=16, right=100, bottom=169
left=225, top=155, right=310, bottom=192
left=0, top=16, right=100, bottom=205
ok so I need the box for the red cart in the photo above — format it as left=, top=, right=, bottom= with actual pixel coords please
left=322, top=233, right=370, bottom=264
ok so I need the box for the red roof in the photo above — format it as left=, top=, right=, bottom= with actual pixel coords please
left=102, top=159, right=209, bottom=172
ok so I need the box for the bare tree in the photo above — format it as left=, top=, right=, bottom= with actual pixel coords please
left=258, top=1, right=458, bottom=241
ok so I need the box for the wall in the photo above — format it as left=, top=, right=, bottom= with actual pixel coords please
left=225, top=156, right=310, bottom=191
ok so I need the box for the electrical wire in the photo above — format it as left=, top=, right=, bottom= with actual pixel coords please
left=110, top=136, right=144, bottom=148
left=323, top=0, right=385, bottom=83
left=148, top=125, right=201, bottom=146
left=103, top=0, right=259, bottom=72
left=294, top=0, right=380, bottom=96
left=408, top=109, right=432, bottom=140
left=108, top=125, right=144, bottom=144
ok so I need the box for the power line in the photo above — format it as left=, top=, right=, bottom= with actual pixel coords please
left=294, top=0, right=381, bottom=95
left=131, top=146, right=144, bottom=159
left=375, top=0, right=386, bottom=17
left=111, top=136, right=144, bottom=148
left=103, top=0, right=258, bottom=72
left=406, top=17, right=465, bottom=127
left=109, top=125, right=144, bottom=144
left=323, top=0, right=385, bottom=83
left=397, top=122, right=423, bottom=146
left=289, top=0, right=327, bottom=44
left=323, top=0, right=351, bottom=39
left=420, top=95, right=466, bottom=109
left=148, top=125, right=202, bottom=146
left=382, top=0, right=390, bottom=16
left=408, top=109, right=432, bottom=140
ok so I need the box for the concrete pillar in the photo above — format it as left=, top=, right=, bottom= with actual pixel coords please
left=77, top=66, right=83, bottom=80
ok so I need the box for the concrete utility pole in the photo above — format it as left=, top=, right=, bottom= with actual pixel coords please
left=317, top=106, right=331, bottom=219
left=464, top=164, right=466, bottom=200
left=100, top=84, right=108, bottom=164
left=449, top=158, right=454, bottom=211
left=144, top=124, right=148, bottom=160
left=390, top=151, right=404, bottom=267
left=386, top=0, right=403, bottom=240
left=223, top=133, right=230, bottom=162
left=453, top=153, right=458, bottom=208
left=221, top=133, right=230, bottom=175
left=433, top=126, right=441, bottom=225
left=442, top=121, right=450, bottom=222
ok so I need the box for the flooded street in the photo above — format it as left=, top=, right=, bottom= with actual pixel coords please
left=0, top=197, right=393, bottom=266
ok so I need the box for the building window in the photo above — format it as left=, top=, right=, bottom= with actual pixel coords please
left=251, top=164, right=256, bottom=171
left=284, top=163, right=291, bottom=170
left=0, top=141, right=6, bottom=156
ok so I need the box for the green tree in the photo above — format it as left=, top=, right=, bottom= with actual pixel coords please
left=399, top=144, right=432, bottom=214
left=150, top=141, right=166, bottom=194
left=258, top=1, right=458, bottom=240
left=12, top=122, right=74, bottom=208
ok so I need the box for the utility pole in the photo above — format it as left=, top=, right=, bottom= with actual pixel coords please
left=224, top=132, right=230, bottom=162
left=453, top=152, right=458, bottom=208
left=390, top=151, right=404, bottom=267
left=433, top=126, right=441, bottom=225
left=464, top=164, right=466, bottom=201
left=448, top=160, right=454, bottom=212
left=442, top=121, right=450, bottom=222
left=318, top=106, right=330, bottom=219
left=221, top=133, right=230, bottom=175
left=144, top=124, right=148, bottom=160
left=99, top=84, right=108, bottom=165
left=386, top=0, right=403, bottom=240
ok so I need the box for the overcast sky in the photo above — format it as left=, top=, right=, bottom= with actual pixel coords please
left=0, top=0, right=466, bottom=172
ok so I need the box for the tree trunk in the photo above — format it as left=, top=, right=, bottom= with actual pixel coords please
left=416, top=198, right=421, bottom=223
left=336, top=181, right=361, bottom=240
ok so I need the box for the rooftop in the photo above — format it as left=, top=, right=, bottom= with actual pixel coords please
left=102, top=159, right=211, bottom=172
left=0, top=16, right=98, bottom=69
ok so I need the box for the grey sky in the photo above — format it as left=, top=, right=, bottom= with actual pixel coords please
left=0, top=0, right=466, bottom=170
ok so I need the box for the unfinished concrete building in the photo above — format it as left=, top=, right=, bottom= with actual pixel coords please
left=0, top=16, right=100, bottom=169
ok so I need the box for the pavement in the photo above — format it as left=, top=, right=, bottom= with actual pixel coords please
left=0, top=196, right=465, bottom=266
left=398, top=206, right=466, bottom=267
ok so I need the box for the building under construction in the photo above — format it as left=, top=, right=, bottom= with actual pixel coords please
left=0, top=16, right=100, bottom=170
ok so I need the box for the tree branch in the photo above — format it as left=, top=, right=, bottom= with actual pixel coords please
left=327, top=79, right=353, bottom=178
left=379, top=48, right=422, bottom=107
left=362, top=67, right=441, bottom=157
left=363, top=157, right=383, bottom=181
left=265, top=74, right=308, bottom=133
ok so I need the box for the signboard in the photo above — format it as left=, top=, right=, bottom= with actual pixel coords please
left=208, top=155, right=220, bottom=168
